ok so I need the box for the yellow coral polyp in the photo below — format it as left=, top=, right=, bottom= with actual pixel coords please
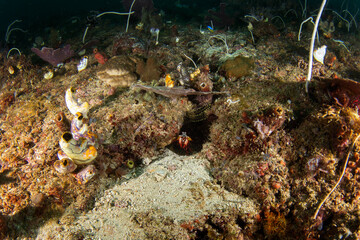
left=16, top=62, right=23, bottom=70
left=190, top=68, right=200, bottom=80
left=165, top=74, right=174, bottom=88
left=127, top=160, right=135, bottom=169
left=135, top=22, right=144, bottom=30
left=8, top=66, right=15, bottom=75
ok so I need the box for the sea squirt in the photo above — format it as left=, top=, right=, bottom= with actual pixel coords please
left=75, top=165, right=97, bottom=184
left=65, top=87, right=90, bottom=118
left=59, top=132, right=97, bottom=165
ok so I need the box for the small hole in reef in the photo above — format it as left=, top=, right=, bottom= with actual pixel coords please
left=57, top=115, right=63, bottom=122
left=168, top=114, right=217, bottom=155
left=63, top=132, right=73, bottom=141
left=62, top=159, right=68, bottom=166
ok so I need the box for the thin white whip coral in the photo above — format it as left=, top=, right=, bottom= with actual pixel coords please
left=305, top=0, right=327, bottom=93
left=6, top=48, right=21, bottom=59
left=313, top=134, right=360, bottom=220
left=82, top=11, right=135, bottom=43
left=126, top=0, right=136, bottom=32
left=5, top=19, right=27, bottom=43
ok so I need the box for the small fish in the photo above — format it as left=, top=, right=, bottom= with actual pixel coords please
left=207, top=26, right=214, bottom=32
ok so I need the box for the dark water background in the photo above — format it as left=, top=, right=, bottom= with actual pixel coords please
left=0, top=0, right=359, bottom=49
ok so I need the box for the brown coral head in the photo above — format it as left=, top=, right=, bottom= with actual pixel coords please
left=193, top=67, right=213, bottom=92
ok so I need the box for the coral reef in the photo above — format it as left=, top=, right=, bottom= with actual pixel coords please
left=2, top=3, right=360, bottom=238
left=251, top=21, right=280, bottom=39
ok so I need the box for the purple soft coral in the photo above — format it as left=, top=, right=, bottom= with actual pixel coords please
left=31, top=44, right=74, bottom=66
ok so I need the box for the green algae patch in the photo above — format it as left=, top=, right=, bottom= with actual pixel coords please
left=220, top=55, right=255, bottom=79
